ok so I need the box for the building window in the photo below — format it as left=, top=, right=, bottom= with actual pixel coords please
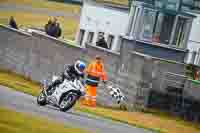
left=96, top=32, right=109, bottom=49
left=182, top=0, right=193, bottom=10
left=140, top=9, right=156, bottom=41
left=107, top=35, right=115, bottom=49
left=194, top=0, right=200, bottom=9
left=155, top=13, right=176, bottom=44
left=182, top=0, right=200, bottom=11
left=172, top=16, right=191, bottom=48
left=97, top=32, right=104, bottom=38
left=154, top=0, right=180, bottom=10
left=140, top=10, right=176, bottom=44
left=87, top=32, right=94, bottom=44
left=138, top=8, right=193, bottom=49
left=77, top=29, right=85, bottom=46
left=136, top=0, right=200, bottom=11
left=166, top=0, right=181, bottom=11
left=154, top=0, right=164, bottom=8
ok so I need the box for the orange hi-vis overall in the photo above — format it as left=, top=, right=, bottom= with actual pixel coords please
left=82, top=62, right=107, bottom=107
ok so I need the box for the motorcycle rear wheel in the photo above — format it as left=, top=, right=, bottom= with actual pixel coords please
left=59, top=93, right=77, bottom=112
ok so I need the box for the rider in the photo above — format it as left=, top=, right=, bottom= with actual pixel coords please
left=45, top=60, right=86, bottom=95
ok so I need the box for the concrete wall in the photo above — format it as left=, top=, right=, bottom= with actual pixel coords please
left=0, top=25, right=120, bottom=80
left=0, top=26, right=33, bottom=76
left=122, top=38, right=187, bottom=63
left=114, top=49, right=186, bottom=108
left=0, top=25, right=143, bottom=108
left=1, top=24, right=199, bottom=110
left=0, top=25, right=121, bottom=106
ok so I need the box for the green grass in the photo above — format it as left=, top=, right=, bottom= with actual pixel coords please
left=1, top=0, right=128, bottom=7
left=0, top=0, right=80, bottom=40
left=0, top=107, right=90, bottom=133
left=0, top=69, right=41, bottom=96
left=1, top=68, right=200, bottom=133
left=0, top=0, right=81, bottom=14
left=0, top=11, right=78, bottom=40
left=75, top=105, right=163, bottom=133
left=0, top=0, right=128, bottom=40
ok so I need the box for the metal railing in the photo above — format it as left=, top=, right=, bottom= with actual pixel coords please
left=160, top=72, right=187, bottom=91
left=149, top=71, right=200, bottom=121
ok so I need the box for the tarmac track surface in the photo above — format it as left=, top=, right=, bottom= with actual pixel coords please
left=0, top=86, right=153, bottom=133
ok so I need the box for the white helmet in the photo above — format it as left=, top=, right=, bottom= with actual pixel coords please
left=74, top=60, right=86, bottom=75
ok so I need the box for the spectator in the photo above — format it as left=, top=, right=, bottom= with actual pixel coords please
left=48, top=21, right=57, bottom=37
left=96, top=33, right=108, bottom=49
left=55, top=23, right=62, bottom=38
left=9, top=16, right=18, bottom=29
left=45, top=19, right=52, bottom=35
left=45, top=17, right=61, bottom=38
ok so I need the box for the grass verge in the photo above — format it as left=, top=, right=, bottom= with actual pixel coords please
left=0, top=11, right=78, bottom=40
left=1, top=0, right=127, bottom=8
left=0, top=107, right=90, bottom=133
left=0, top=0, right=80, bottom=14
left=0, top=69, right=200, bottom=133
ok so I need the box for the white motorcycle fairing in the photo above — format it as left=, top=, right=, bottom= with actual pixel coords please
left=46, top=78, right=85, bottom=107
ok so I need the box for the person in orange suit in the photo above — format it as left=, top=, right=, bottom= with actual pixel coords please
left=82, top=55, right=107, bottom=107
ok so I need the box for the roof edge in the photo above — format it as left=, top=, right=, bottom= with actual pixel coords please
left=83, top=0, right=129, bottom=11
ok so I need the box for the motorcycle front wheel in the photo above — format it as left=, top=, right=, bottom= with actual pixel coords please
left=37, top=91, right=47, bottom=106
left=59, top=92, right=78, bottom=112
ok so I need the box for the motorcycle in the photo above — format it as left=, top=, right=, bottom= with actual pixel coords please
left=37, top=76, right=85, bottom=112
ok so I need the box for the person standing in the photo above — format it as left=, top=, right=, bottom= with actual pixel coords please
left=55, top=23, right=62, bottom=38
left=96, top=33, right=108, bottom=49
left=82, top=55, right=107, bottom=107
left=48, top=19, right=57, bottom=37
left=45, top=19, right=52, bottom=35
left=9, top=16, right=18, bottom=29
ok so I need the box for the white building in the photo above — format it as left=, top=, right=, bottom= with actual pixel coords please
left=75, top=1, right=129, bottom=51
left=76, top=1, right=200, bottom=63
